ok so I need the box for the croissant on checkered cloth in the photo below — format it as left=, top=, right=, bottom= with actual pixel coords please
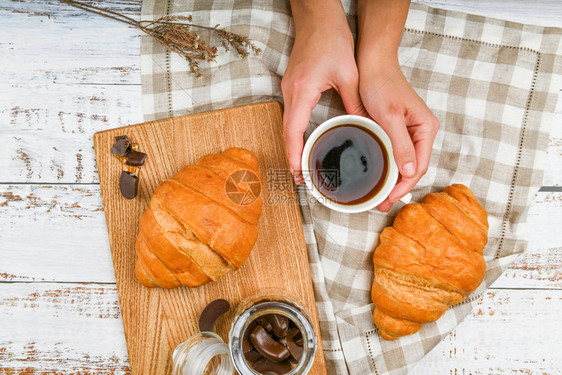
left=372, top=184, right=488, bottom=340
left=135, top=147, right=262, bottom=289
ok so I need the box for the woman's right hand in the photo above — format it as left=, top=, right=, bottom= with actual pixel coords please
left=282, top=0, right=366, bottom=184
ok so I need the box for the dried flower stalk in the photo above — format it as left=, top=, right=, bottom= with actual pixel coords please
left=60, top=0, right=262, bottom=77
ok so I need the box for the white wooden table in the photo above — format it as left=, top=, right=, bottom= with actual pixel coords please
left=0, top=1, right=560, bottom=373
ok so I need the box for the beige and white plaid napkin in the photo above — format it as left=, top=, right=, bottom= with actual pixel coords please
left=140, top=1, right=562, bottom=373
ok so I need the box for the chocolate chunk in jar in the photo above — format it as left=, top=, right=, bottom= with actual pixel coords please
left=243, top=321, right=257, bottom=353
left=111, top=135, right=132, bottom=157
left=119, top=171, right=139, bottom=199
left=250, top=325, right=290, bottom=363
left=257, top=316, right=274, bottom=333
left=287, top=327, right=300, bottom=338
left=198, top=299, right=230, bottom=333
left=277, top=336, right=287, bottom=347
left=125, top=150, right=147, bottom=167
left=244, top=349, right=263, bottom=365
left=263, top=314, right=289, bottom=337
left=288, top=327, right=303, bottom=347
left=253, top=358, right=293, bottom=373
left=286, top=336, right=304, bottom=362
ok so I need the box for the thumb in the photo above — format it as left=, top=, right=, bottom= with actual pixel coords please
left=282, top=88, right=321, bottom=184
left=336, top=75, right=369, bottom=117
left=380, top=114, right=417, bottom=178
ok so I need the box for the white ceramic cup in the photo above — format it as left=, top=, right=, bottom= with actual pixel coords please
left=301, top=115, right=412, bottom=214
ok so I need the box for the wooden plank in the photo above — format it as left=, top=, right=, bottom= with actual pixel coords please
left=0, top=0, right=141, bottom=85
left=93, top=101, right=326, bottom=374
left=492, top=247, right=562, bottom=289
left=2, top=285, right=560, bottom=375
left=0, top=0, right=143, bottom=184
left=411, top=289, right=562, bottom=374
left=544, top=92, right=562, bottom=186
left=414, top=0, right=562, bottom=27
left=492, top=193, right=562, bottom=289
left=0, top=83, right=142, bottom=183
left=0, top=184, right=115, bottom=283
left=0, top=283, right=129, bottom=374
left=1, top=0, right=141, bottom=19
left=2, top=186, right=561, bottom=288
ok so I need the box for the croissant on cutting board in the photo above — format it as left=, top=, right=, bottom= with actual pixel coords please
left=372, top=184, right=488, bottom=340
left=134, top=147, right=262, bottom=289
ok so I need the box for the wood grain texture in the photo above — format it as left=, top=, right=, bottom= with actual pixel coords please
left=414, top=0, right=562, bottom=27
left=492, top=191, right=562, bottom=289
left=544, top=92, right=562, bottom=186
left=1, top=83, right=142, bottom=183
left=0, top=184, right=115, bottom=283
left=2, top=285, right=559, bottom=375
left=0, top=0, right=142, bottom=184
left=410, top=289, right=562, bottom=375
left=0, top=0, right=141, bottom=86
left=0, top=283, right=129, bottom=374
left=93, top=101, right=326, bottom=374
left=3, top=187, right=560, bottom=287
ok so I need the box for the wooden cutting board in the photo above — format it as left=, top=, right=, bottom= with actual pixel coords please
left=93, top=101, right=326, bottom=374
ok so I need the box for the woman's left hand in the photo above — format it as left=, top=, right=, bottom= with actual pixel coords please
left=359, top=65, right=439, bottom=212
left=356, top=0, right=439, bottom=212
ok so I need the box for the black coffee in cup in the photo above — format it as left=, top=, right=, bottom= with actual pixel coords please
left=308, top=124, right=389, bottom=205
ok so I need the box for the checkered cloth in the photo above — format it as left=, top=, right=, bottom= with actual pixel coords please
left=140, top=1, right=562, bottom=373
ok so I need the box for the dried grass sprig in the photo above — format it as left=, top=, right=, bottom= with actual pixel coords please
left=60, top=0, right=262, bottom=77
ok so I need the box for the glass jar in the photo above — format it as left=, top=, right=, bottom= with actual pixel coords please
left=171, top=289, right=317, bottom=375
left=229, top=290, right=317, bottom=375
left=171, top=331, right=234, bottom=375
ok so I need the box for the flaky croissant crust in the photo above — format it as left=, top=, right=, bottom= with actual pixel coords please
left=134, top=147, right=262, bottom=289
left=372, top=184, right=488, bottom=340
